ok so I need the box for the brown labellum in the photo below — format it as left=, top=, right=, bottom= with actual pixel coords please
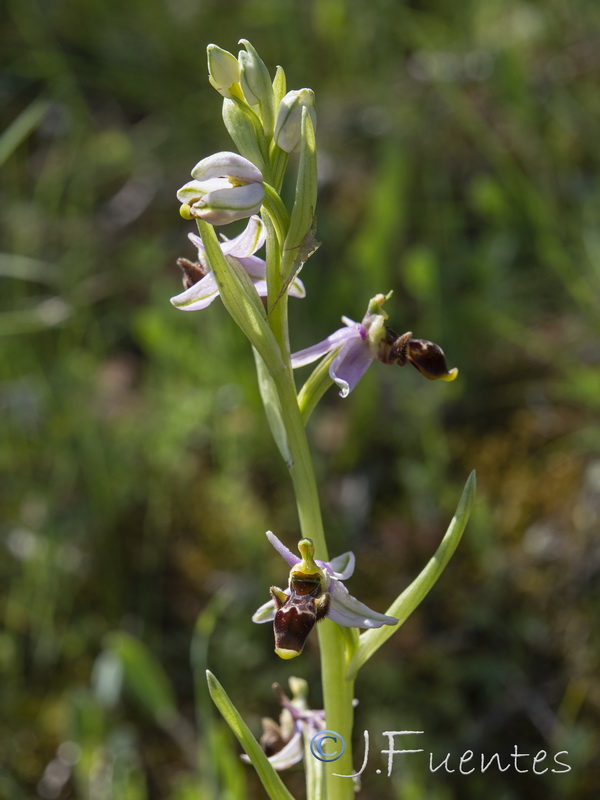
left=378, top=327, right=458, bottom=382
left=176, top=257, right=207, bottom=289
left=378, top=328, right=413, bottom=366
left=271, top=571, right=331, bottom=659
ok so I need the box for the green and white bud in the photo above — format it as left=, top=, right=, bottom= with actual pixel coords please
left=207, top=44, right=243, bottom=100
left=274, top=89, right=316, bottom=153
left=238, top=39, right=276, bottom=135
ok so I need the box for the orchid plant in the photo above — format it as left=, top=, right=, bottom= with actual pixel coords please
left=174, top=40, right=475, bottom=800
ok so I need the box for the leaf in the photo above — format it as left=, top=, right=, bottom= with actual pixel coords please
left=346, top=471, right=476, bottom=679
left=206, top=671, right=296, bottom=800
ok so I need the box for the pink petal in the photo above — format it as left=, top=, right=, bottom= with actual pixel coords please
left=291, top=325, right=360, bottom=369
left=330, top=337, right=373, bottom=397
left=221, top=215, right=266, bottom=257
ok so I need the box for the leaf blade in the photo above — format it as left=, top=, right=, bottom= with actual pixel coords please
left=346, top=471, right=476, bottom=679
left=206, top=671, right=296, bottom=800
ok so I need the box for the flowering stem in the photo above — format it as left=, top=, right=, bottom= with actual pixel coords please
left=268, top=371, right=356, bottom=800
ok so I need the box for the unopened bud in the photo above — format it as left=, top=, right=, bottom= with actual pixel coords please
left=238, top=39, right=275, bottom=134
left=274, top=89, right=316, bottom=152
left=207, top=44, right=241, bottom=99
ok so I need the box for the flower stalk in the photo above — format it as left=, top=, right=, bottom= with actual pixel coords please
left=264, top=358, right=357, bottom=798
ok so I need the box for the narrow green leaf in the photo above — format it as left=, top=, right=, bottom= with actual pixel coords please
left=346, top=471, right=476, bottom=679
left=253, top=347, right=293, bottom=466
left=206, top=671, right=296, bottom=800
left=197, top=220, right=285, bottom=379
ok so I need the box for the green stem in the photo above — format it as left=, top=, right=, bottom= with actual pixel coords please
left=268, top=142, right=289, bottom=193
left=262, top=182, right=290, bottom=250
left=263, top=208, right=289, bottom=357
left=268, top=371, right=356, bottom=800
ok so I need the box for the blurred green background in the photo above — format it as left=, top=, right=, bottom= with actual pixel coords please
left=2, top=0, right=599, bottom=798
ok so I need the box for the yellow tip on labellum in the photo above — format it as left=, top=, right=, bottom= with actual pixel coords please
left=441, top=367, right=459, bottom=382
left=179, top=203, right=194, bottom=220
left=275, top=648, right=301, bottom=660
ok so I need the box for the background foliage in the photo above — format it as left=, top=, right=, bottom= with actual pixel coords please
left=2, top=0, right=599, bottom=798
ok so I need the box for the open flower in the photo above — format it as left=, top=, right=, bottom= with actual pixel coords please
left=170, top=215, right=306, bottom=311
left=253, top=532, right=397, bottom=659
left=177, top=152, right=265, bottom=225
left=242, top=678, right=326, bottom=771
left=291, top=293, right=458, bottom=397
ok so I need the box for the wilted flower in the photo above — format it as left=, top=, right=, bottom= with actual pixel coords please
left=177, top=152, right=265, bottom=226
left=242, top=678, right=326, bottom=771
left=253, top=532, right=397, bottom=659
left=170, top=215, right=306, bottom=311
left=291, top=293, right=458, bottom=397
left=274, top=89, right=317, bottom=152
